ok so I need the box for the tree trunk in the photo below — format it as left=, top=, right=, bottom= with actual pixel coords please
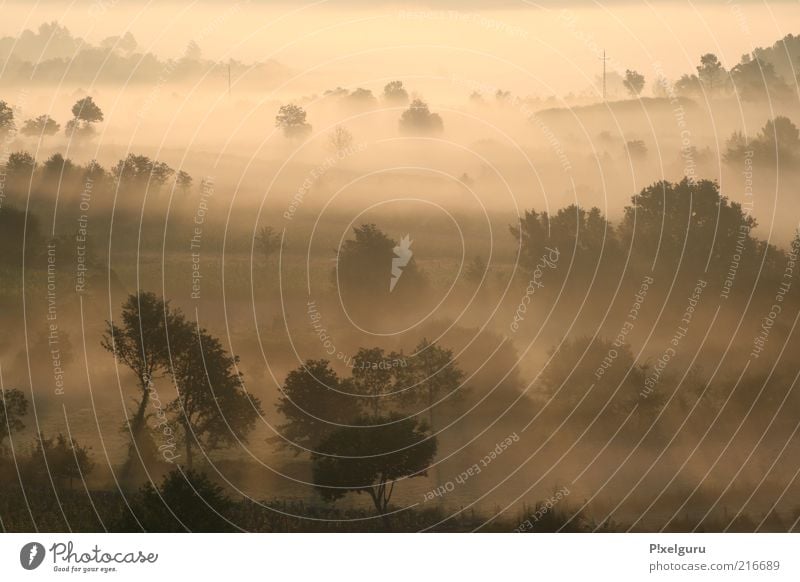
left=185, top=431, right=193, bottom=470
left=119, top=379, right=151, bottom=485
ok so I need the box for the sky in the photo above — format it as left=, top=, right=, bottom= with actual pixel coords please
left=1, top=1, right=798, bottom=95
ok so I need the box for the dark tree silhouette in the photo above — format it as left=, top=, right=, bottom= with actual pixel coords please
left=398, top=339, right=464, bottom=428
left=0, top=388, right=27, bottom=448
left=383, top=80, right=409, bottom=104
left=275, top=104, right=311, bottom=139
left=399, top=99, right=443, bottom=135
left=101, top=292, right=183, bottom=479
left=66, top=96, right=103, bottom=137
left=275, top=360, right=358, bottom=452
left=350, top=347, right=403, bottom=416
left=21, top=115, right=60, bottom=136
left=619, top=178, right=758, bottom=277
left=511, top=204, right=611, bottom=276
left=175, top=170, right=193, bottom=195
left=169, top=325, right=263, bottom=468
left=697, top=53, right=727, bottom=92
left=730, top=56, right=790, bottom=101
left=312, top=414, right=437, bottom=519
left=344, top=88, right=377, bottom=109
left=335, top=223, right=427, bottom=309
left=71, top=96, right=103, bottom=123
left=120, top=469, right=234, bottom=532
left=6, top=151, right=36, bottom=175
left=0, top=101, right=14, bottom=136
left=113, top=154, right=174, bottom=187
left=725, top=117, right=800, bottom=163
left=623, top=70, right=645, bottom=96
left=27, top=433, right=94, bottom=490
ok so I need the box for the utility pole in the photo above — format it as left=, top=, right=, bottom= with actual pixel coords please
left=227, top=62, right=231, bottom=98
left=599, top=50, right=609, bottom=101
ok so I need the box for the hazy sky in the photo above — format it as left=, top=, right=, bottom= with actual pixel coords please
left=2, top=1, right=798, bottom=95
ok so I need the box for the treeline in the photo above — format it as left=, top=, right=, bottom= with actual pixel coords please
left=0, top=22, right=284, bottom=85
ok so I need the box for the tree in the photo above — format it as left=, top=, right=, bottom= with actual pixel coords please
left=169, top=325, right=263, bottom=469
left=730, top=57, right=790, bottom=101
left=398, top=339, right=464, bottom=428
left=312, top=414, right=437, bottom=519
left=42, top=153, right=75, bottom=178
left=255, top=225, right=281, bottom=261
left=175, top=170, right=193, bottom=195
left=539, top=337, right=652, bottom=424
left=120, top=469, right=234, bottom=532
left=327, top=125, right=353, bottom=154
left=619, top=178, right=758, bottom=276
left=383, top=80, right=409, bottom=104
left=510, top=204, right=611, bottom=276
left=759, top=116, right=800, bottom=158
left=275, top=360, right=358, bottom=453
left=725, top=117, right=800, bottom=163
left=335, top=224, right=427, bottom=309
left=697, top=53, right=726, bottom=93
left=21, top=114, right=59, bottom=136
left=66, top=96, right=103, bottom=138
left=113, top=154, right=174, bottom=187
left=71, top=96, right=104, bottom=123
left=674, top=73, right=702, bottom=97
left=623, top=70, right=645, bottom=97
left=350, top=347, right=401, bottom=416
left=101, top=292, right=184, bottom=479
left=29, top=433, right=94, bottom=490
left=399, top=99, right=443, bottom=135
left=6, top=151, right=36, bottom=176
left=344, top=88, right=377, bottom=109
left=275, top=104, right=311, bottom=139
left=0, top=101, right=15, bottom=136
left=0, top=388, right=27, bottom=448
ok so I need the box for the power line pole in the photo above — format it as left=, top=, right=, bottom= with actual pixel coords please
left=599, top=50, right=609, bottom=101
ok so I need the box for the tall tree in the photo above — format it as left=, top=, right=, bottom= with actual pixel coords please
left=169, top=325, right=263, bottom=468
left=101, top=292, right=183, bottom=479
left=697, top=53, right=726, bottom=93
left=312, top=414, right=437, bottom=520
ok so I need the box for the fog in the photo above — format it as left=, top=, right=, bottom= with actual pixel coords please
left=1, top=1, right=800, bottom=532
